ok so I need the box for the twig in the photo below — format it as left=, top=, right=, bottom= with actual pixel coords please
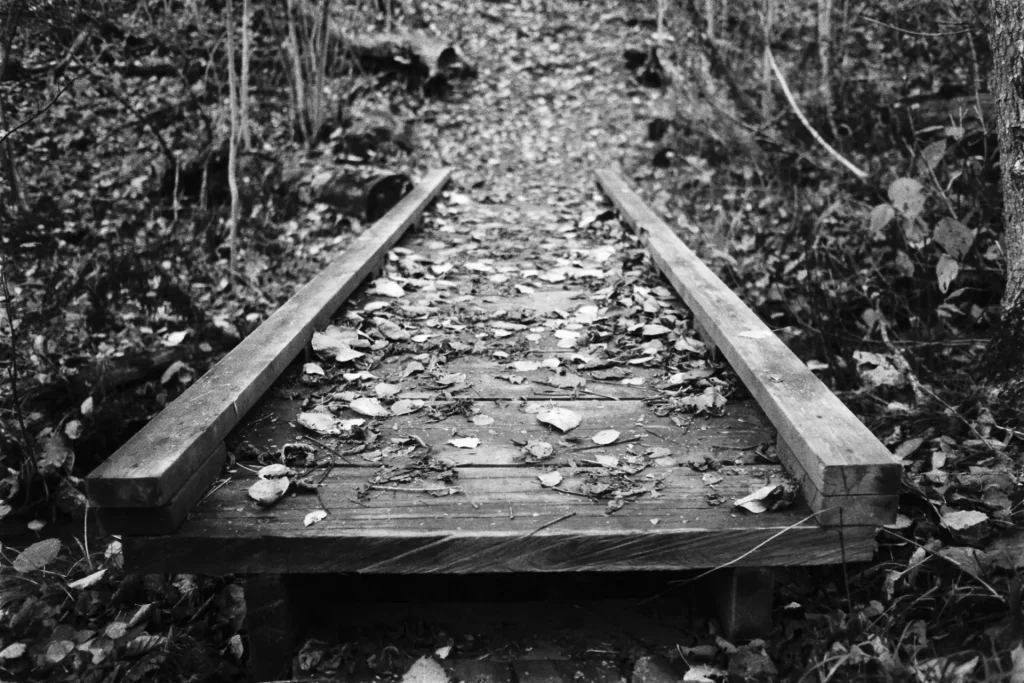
left=765, top=48, right=869, bottom=180
left=198, top=477, right=232, bottom=506
left=574, top=436, right=641, bottom=451
left=638, top=508, right=838, bottom=606
left=0, top=76, right=78, bottom=147
left=581, top=388, right=619, bottom=401
left=300, top=434, right=360, bottom=463
left=882, top=529, right=1004, bottom=603
left=368, top=485, right=462, bottom=494
left=551, top=486, right=594, bottom=498
left=314, top=488, right=329, bottom=513
left=348, top=497, right=369, bottom=508
left=859, top=13, right=971, bottom=37
left=523, top=512, right=576, bottom=537
left=508, top=502, right=514, bottom=520
left=83, top=498, right=93, bottom=571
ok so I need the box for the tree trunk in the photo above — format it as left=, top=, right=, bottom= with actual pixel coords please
left=993, top=2, right=1024, bottom=311
left=988, top=1, right=1024, bottom=390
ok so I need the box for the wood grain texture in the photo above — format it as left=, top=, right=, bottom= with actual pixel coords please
left=777, top=439, right=898, bottom=527
left=86, top=169, right=452, bottom=509
left=596, top=169, right=900, bottom=498
left=123, top=524, right=875, bottom=575
left=97, top=443, right=227, bottom=536
left=120, top=465, right=875, bottom=574
left=234, top=395, right=772, bottom=468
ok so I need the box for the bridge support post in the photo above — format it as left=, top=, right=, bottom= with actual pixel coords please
left=715, top=567, right=775, bottom=640
left=245, top=574, right=297, bottom=681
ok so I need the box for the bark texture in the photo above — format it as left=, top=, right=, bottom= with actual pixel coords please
left=987, top=2, right=1024, bottom=397
left=992, top=1, right=1024, bottom=311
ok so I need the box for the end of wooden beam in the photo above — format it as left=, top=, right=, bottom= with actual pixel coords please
left=776, top=439, right=898, bottom=527
left=97, top=444, right=227, bottom=536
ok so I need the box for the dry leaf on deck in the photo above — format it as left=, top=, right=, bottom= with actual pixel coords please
left=391, top=399, right=425, bottom=416
left=297, top=412, right=343, bottom=435
left=372, top=279, right=405, bottom=298
left=522, top=441, right=553, bottom=460
left=537, top=471, right=563, bottom=487
left=349, top=397, right=391, bottom=417
left=448, top=437, right=480, bottom=449
left=591, top=429, right=620, bottom=445
left=537, top=407, right=581, bottom=432
left=303, top=510, right=328, bottom=527
left=249, top=477, right=290, bottom=507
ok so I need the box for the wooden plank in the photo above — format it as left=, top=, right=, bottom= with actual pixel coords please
left=86, top=169, right=452, bottom=508
left=119, top=463, right=876, bottom=573
left=122, top=523, right=875, bottom=575
left=176, top=466, right=800, bottom=515
left=97, top=443, right=227, bottom=536
left=233, top=396, right=771, bottom=468
left=394, top=356, right=659, bottom=400
left=596, top=169, right=900, bottom=498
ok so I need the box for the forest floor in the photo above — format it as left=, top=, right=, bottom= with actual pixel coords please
left=1, top=0, right=1022, bottom=681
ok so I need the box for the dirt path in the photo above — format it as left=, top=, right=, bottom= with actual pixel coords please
left=413, top=0, right=657, bottom=202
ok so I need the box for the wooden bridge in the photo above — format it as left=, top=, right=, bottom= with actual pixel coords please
left=87, top=169, right=899, bottom=680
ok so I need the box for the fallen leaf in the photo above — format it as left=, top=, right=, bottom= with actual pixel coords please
left=46, top=640, right=74, bottom=665
left=642, top=324, right=671, bottom=337
left=0, top=643, right=25, bottom=660
left=391, top=399, right=425, bottom=416
left=13, top=538, right=61, bottom=573
left=248, top=477, right=290, bottom=507
left=448, top=437, right=481, bottom=449
left=71, top=572, right=108, bottom=596
left=312, top=326, right=365, bottom=363
left=537, top=407, right=582, bottom=432
left=402, top=361, right=425, bottom=377
left=343, top=370, right=376, bottom=381
left=377, top=319, right=410, bottom=341
left=472, top=415, right=495, bottom=426
left=349, top=397, right=391, bottom=417
left=511, top=360, right=540, bottom=372
left=733, top=483, right=793, bottom=514
left=941, top=509, right=989, bottom=530
left=164, top=329, right=189, bottom=347
left=591, top=429, right=620, bottom=445
left=304, top=510, right=328, bottom=527
left=258, top=464, right=293, bottom=478
left=594, top=454, right=618, bottom=467
left=522, top=441, right=554, bottom=460
left=375, top=382, right=402, bottom=398
left=297, top=412, right=342, bottom=435
left=373, top=279, right=406, bottom=298
left=400, top=656, right=448, bottom=683
left=303, top=362, right=325, bottom=376
left=64, top=420, right=83, bottom=440
left=434, top=372, right=467, bottom=386
left=537, top=471, right=563, bottom=487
